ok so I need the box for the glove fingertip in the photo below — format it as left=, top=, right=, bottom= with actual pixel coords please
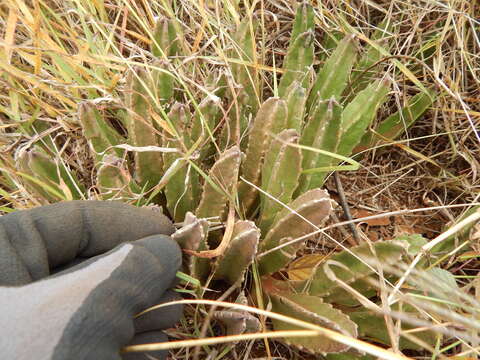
left=134, top=235, right=182, bottom=278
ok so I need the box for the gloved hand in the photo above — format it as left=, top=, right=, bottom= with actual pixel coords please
left=0, top=200, right=183, bottom=360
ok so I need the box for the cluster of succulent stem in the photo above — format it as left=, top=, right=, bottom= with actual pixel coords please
left=14, top=2, right=438, bottom=356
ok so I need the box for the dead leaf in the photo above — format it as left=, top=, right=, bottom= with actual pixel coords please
left=367, top=230, right=379, bottom=242
left=351, top=209, right=391, bottom=226
left=288, top=254, right=326, bottom=280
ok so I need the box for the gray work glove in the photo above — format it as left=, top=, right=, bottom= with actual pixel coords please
left=0, top=201, right=183, bottom=360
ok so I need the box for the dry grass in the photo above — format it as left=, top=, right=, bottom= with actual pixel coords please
left=1, top=0, right=480, bottom=359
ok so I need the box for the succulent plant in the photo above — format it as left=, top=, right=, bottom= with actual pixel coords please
left=13, top=1, right=438, bottom=356
left=17, top=146, right=84, bottom=201
left=125, top=67, right=164, bottom=188
left=213, top=292, right=261, bottom=337
left=213, top=220, right=260, bottom=285
left=266, top=286, right=358, bottom=354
